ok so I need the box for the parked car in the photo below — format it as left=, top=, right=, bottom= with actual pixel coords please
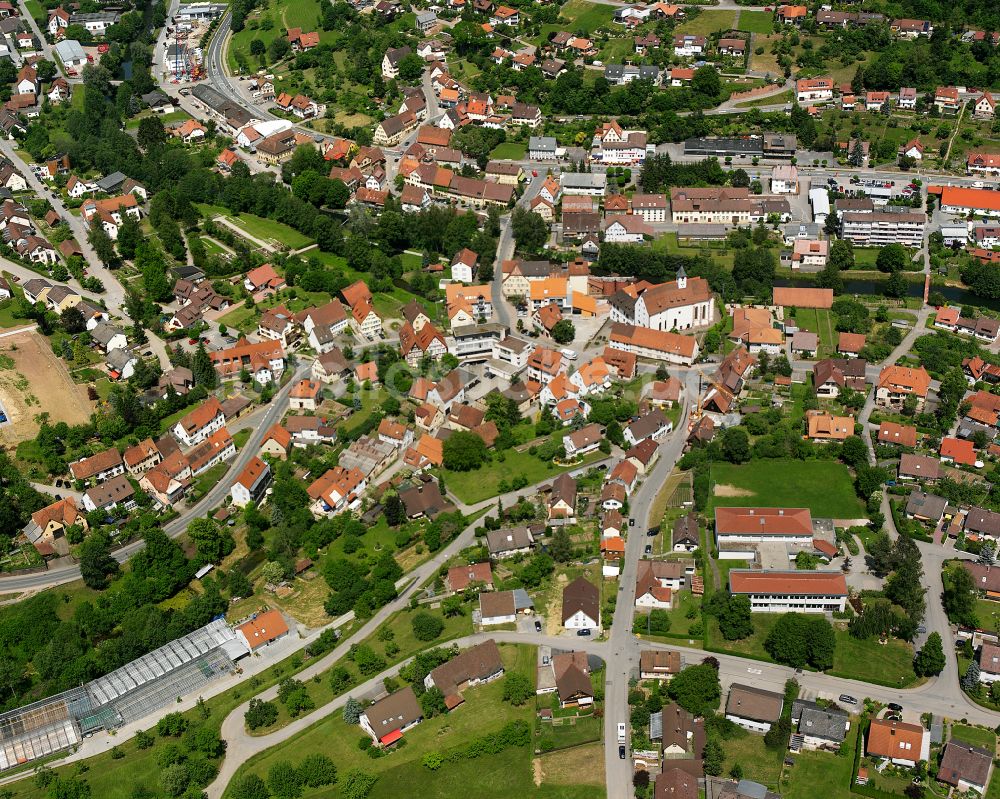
left=619, top=745, right=626, bottom=759
left=534, top=620, right=542, bottom=632
left=887, top=702, right=903, bottom=712
left=644, top=545, right=652, bottom=554
left=576, top=629, right=591, bottom=637
left=839, top=694, right=857, bottom=705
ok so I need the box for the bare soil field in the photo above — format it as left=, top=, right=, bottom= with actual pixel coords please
left=713, top=483, right=754, bottom=497
left=0, top=330, right=93, bottom=443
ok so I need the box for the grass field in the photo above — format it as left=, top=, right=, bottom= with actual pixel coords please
left=707, top=460, right=865, bottom=519
left=558, top=0, right=614, bottom=31
left=490, top=142, right=527, bottom=160
left=196, top=203, right=315, bottom=251
left=829, top=630, right=916, bottom=687
left=737, top=10, right=774, bottom=33
left=750, top=34, right=783, bottom=75
left=678, top=9, right=738, bottom=35
left=440, top=448, right=604, bottom=505
left=0, top=300, right=29, bottom=328
left=781, top=722, right=858, bottom=799
left=227, top=644, right=538, bottom=796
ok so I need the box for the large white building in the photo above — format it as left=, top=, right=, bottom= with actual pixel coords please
left=840, top=211, right=926, bottom=247
left=608, top=269, right=714, bottom=332
left=729, top=570, right=848, bottom=613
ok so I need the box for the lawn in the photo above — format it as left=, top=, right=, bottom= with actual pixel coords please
left=707, top=460, right=865, bottom=519
left=829, top=630, right=917, bottom=688
left=951, top=723, right=997, bottom=751
left=734, top=89, right=794, bottom=108
left=678, top=9, right=738, bottom=35
left=0, top=300, right=29, bottom=328
left=193, top=462, right=230, bottom=495
left=537, top=714, right=602, bottom=750
left=635, top=589, right=701, bottom=640
left=975, top=599, right=1000, bottom=632
left=781, top=722, right=858, bottom=799
left=227, top=644, right=537, bottom=796
left=490, top=142, right=527, bottom=160
left=440, top=448, right=605, bottom=506
left=737, top=10, right=774, bottom=34
left=792, top=308, right=837, bottom=357
left=706, top=614, right=778, bottom=660
left=720, top=728, right=783, bottom=787
left=217, top=304, right=257, bottom=333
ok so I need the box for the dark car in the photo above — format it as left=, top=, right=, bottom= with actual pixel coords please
left=887, top=702, right=903, bottom=712
left=534, top=620, right=542, bottom=632
left=618, top=745, right=626, bottom=759
left=629, top=518, right=635, bottom=527
left=576, top=629, right=591, bottom=637
left=647, top=526, right=659, bottom=537
left=644, top=545, right=652, bottom=554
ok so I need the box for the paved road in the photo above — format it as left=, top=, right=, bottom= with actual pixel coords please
left=0, top=362, right=311, bottom=592
left=0, top=140, right=126, bottom=310
left=490, top=172, right=547, bottom=329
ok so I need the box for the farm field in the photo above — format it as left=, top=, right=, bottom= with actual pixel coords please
left=0, top=330, right=93, bottom=444
left=707, top=459, right=865, bottom=519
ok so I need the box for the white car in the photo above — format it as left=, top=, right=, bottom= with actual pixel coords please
left=617, top=723, right=627, bottom=743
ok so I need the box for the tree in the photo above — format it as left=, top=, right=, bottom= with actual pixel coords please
left=79, top=530, right=119, bottom=589
left=245, top=698, right=279, bottom=730
left=692, top=65, right=721, bottom=97
left=848, top=138, right=866, bottom=167
left=442, top=430, right=488, bottom=471
left=343, top=697, right=362, bottom=724
left=511, top=207, right=549, bottom=252
left=551, top=319, right=576, bottom=345
left=885, top=270, right=908, bottom=298
left=230, top=774, right=269, bottom=799
left=824, top=207, right=840, bottom=236
left=420, top=686, right=447, bottom=718
left=667, top=663, right=720, bottom=716
left=764, top=613, right=836, bottom=670
left=829, top=239, right=854, bottom=271
left=502, top=672, right=533, bottom=705
left=340, top=770, right=377, bottom=799
left=191, top=342, right=217, bottom=388
left=411, top=612, right=445, bottom=641
left=398, top=53, right=425, bottom=82
left=913, top=632, right=945, bottom=676
left=721, top=427, right=751, bottom=464
left=158, top=762, right=190, bottom=797
left=267, top=760, right=303, bottom=799
left=703, top=738, right=724, bottom=775
left=384, top=495, right=406, bottom=527
left=840, top=436, right=867, bottom=468
left=705, top=593, right=753, bottom=640
left=876, top=243, right=908, bottom=274
left=943, top=566, right=978, bottom=627
left=60, top=306, right=86, bottom=334
left=764, top=716, right=792, bottom=750
left=549, top=527, right=573, bottom=562
left=730, top=168, right=750, bottom=188
left=187, top=517, right=234, bottom=563
left=137, top=115, right=166, bottom=151
left=299, top=754, right=337, bottom=788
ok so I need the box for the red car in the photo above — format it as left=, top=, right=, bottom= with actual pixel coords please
left=98, top=44, right=109, bottom=53
left=532, top=170, right=538, bottom=177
